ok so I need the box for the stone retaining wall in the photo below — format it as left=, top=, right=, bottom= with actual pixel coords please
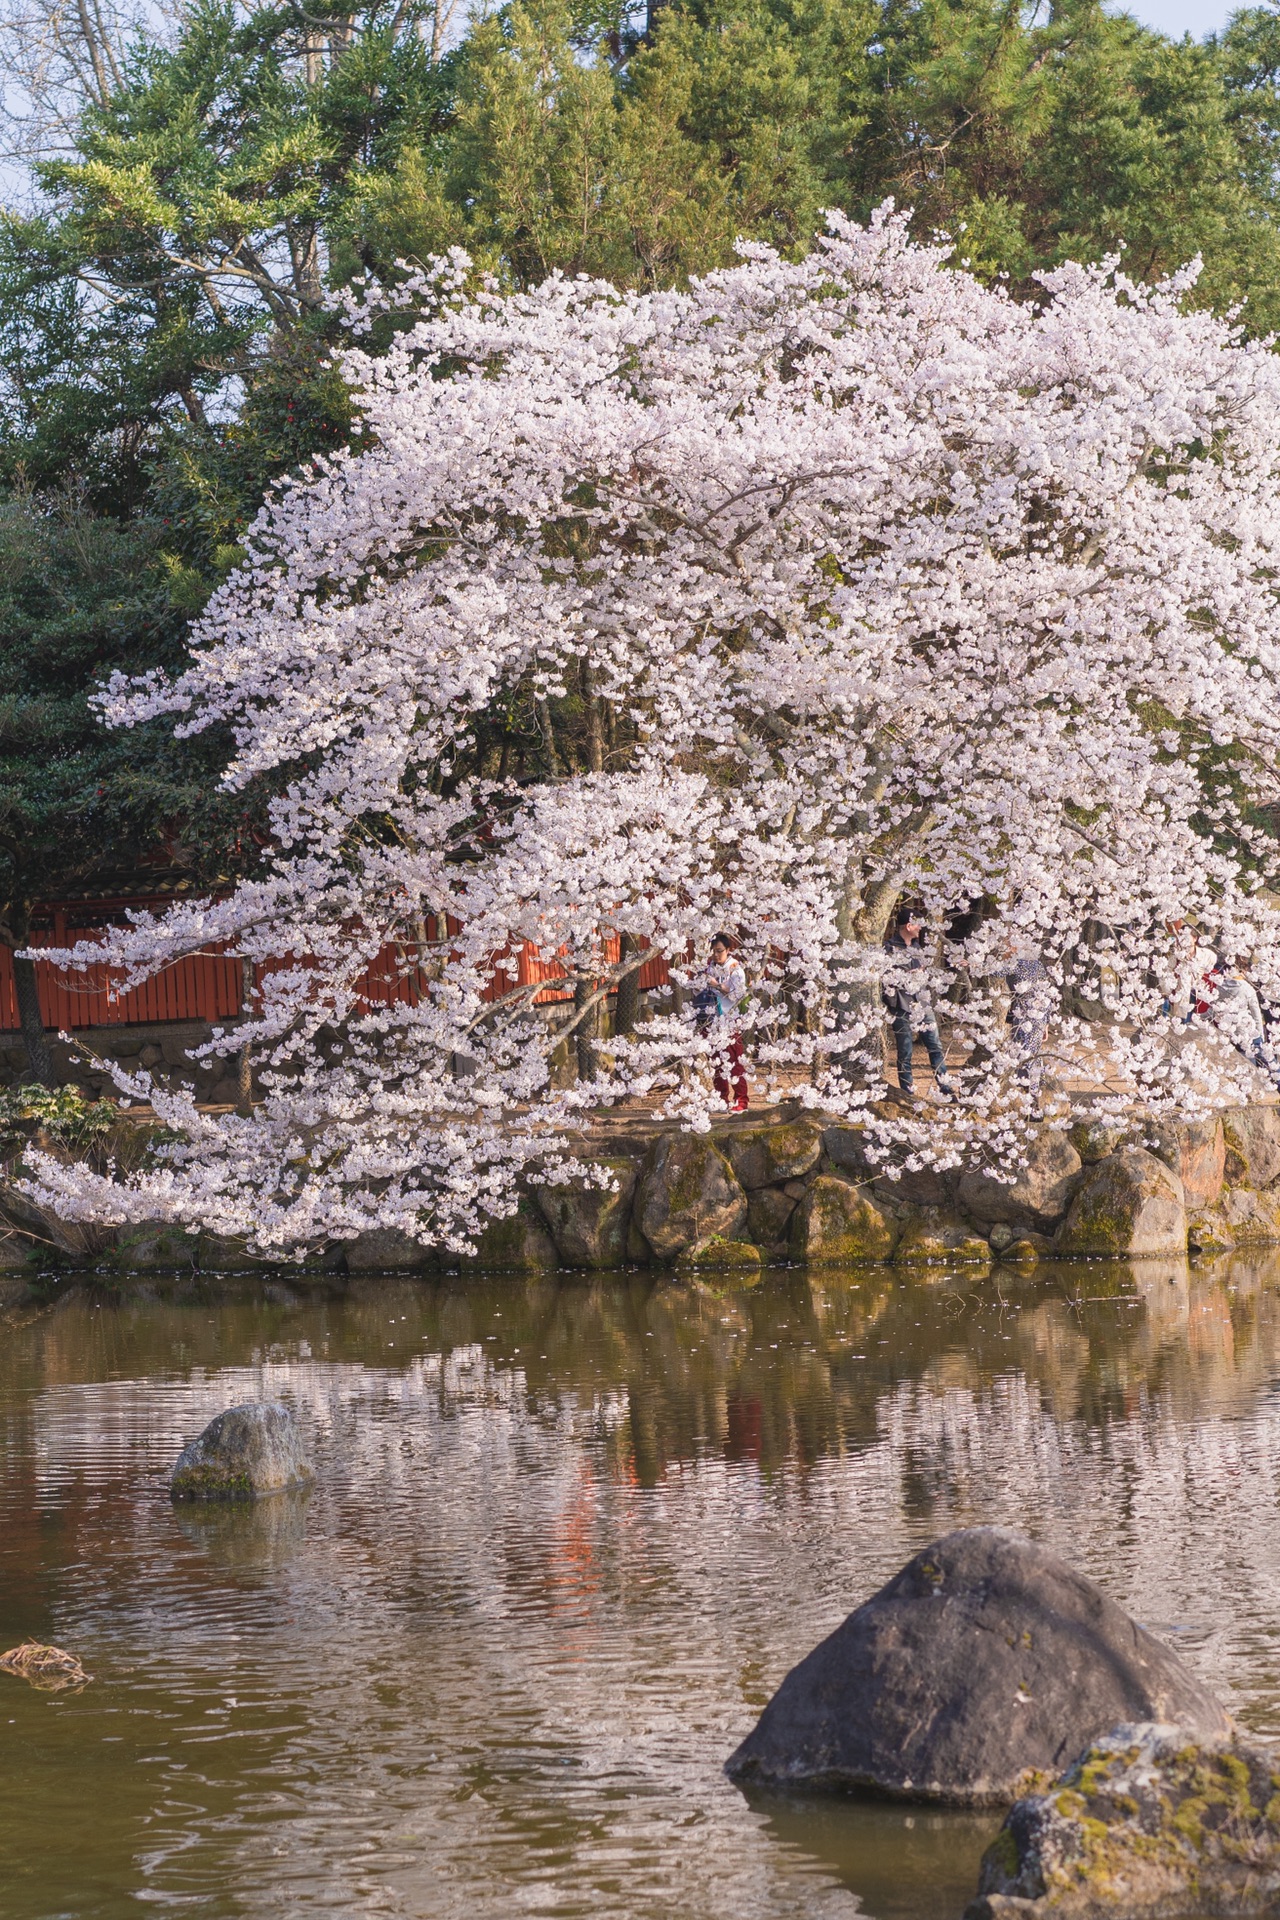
left=0, top=1021, right=240, bottom=1105
left=6, top=1103, right=1280, bottom=1277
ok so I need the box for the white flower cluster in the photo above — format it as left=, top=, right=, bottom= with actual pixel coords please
left=26, top=207, right=1280, bottom=1250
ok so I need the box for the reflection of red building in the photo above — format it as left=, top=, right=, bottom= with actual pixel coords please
left=4, top=902, right=670, bottom=1032
left=725, top=1396, right=763, bottom=1464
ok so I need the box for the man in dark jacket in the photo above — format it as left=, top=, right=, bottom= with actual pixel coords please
left=883, top=908, right=952, bottom=1096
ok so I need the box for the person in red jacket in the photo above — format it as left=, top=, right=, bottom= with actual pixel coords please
left=698, top=931, right=749, bottom=1112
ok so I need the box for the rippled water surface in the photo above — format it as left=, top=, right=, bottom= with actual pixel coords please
left=4, top=1256, right=1280, bottom=1919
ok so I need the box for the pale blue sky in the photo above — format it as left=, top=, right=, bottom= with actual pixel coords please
left=1120, top=0, right=1236, bottom=37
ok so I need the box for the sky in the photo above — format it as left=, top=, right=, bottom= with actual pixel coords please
left=1121, top=0, right=1237, bottom=35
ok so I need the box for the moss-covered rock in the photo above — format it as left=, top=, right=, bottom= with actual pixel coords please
left=1187, top=1209, right=1236, bottom=1257
left=109, top=1223, right=202, bottom=1271
left=966, top=1723, right=1280, bottom=1918
left=334, top=1229, right=434, bottom=1273
left=958, top=1129, right=1083, bottom=1230
left=171, top=1400, right=313, bottom=1503
left=1222, top=1105, right=1280, bottom=1189
left=197, top=1233, right=273, bottom=1272
left=720, top=1120, right=823, bottom=1190
left=872, top=1164, right=955, bottom=1209
left=634, top=1135, right=747, bottom=1259
left=745, top=1184, right=799, bottom=1250
left=1217, top=1185, right=1280, bottom=1246
left=789, top=1175, right=899, bottom=1264
left=626, top=1212, right=652, bottom=1264
left=195, top=1230, right=332, bottom=1271
left=822, top=1124, right=870, bottom=1176
left=461, top=1203, right=558, bottom=1272
left=1055, top=1149, right=1186, bottom=1259
left=1068, top=1118, right=1131, bottom=1165
left=893, top=1216, right=991, bottom=1268
left=822, top=1124, right=952, bottom=1206
left=1146, top=1117, right=1225, bottom=1210
left=674, top=1237, right=763, bottom=1275
left=535, top=1160, right=637, bottom=1268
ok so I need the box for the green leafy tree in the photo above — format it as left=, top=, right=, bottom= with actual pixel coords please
left=0, top=486, right=258, bottom=1080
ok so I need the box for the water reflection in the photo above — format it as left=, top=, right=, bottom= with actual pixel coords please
left=746, top=1791, right=996, bottom=1920
left=172, top=1485, right=313, bottom=1573
left=1, top=1256, right=1279, bottom=1919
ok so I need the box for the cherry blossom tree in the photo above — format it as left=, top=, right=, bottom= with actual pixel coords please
left=25, top=208, right=1280, bottom=1252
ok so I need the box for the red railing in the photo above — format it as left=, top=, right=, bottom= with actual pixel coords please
left=1, top=906, right=671, bottom=1032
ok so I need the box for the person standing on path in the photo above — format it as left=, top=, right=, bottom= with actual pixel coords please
left=883, top=908, right=952, bottom=1098
left=1163, top=917, right=1218, bottom=1020
left=701, top=932, right=749, bottom=1112
left=1205, top=951, right=1280, bottom=1084
left=1003, top=934, right=1053, bottom=1092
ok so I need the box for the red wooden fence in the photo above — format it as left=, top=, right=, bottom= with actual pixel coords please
left=0, top=906, right=671, bottom=1033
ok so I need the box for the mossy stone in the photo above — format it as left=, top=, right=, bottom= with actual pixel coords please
left=1222, top=1105, right=1280, bottom=1189
left=957, top=1128, right=1083, bottom=1230
left=109, top=1224, right=201, bottom=1271
left=171, top=1400, right=312, bottom=1503
left=674, top=1237, right=763, bottom=1275
left=893, top=1216, right=991, bottom=1268
left=463, top=1202, right=559, bottom=1273
left=967, top=1724, right=1280, bottom=1919
left=1055, top=1149, right=1186, bottom=1259
left=1217, top=1185, right=1280, bottom=1246
left=745, top=1184, right=799, bottom=1250
left=634, top=1135, right=747, bottom=1259
left=535, top=1160, right=637, bottom=1268
left=789, top=1175, right=899, bottom=1265
left=720, top=1121, right=823, bottom=1190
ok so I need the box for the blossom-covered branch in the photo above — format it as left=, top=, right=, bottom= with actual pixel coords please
left=26, top=208, right=1280, bottom=1249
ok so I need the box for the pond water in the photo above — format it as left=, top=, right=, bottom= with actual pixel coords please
left=2, top=1256, right=1280, bottom=1920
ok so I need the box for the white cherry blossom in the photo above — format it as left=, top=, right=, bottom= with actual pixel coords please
left=24, top=208, right=1280, bottom=1251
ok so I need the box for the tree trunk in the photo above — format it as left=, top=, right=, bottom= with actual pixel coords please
left=581, top=659, right=604, bottom=772
left=237, top=956, right=255, bottom=1115
left=574, top=973, right=599, bottom=1082
left=824, top=862, right=898, bottom=1092
left=12, top=947, right=55, bottom=1086
left=615, top=933, right=639, bottom=1038
left=536, top=698, right=561, bottom=776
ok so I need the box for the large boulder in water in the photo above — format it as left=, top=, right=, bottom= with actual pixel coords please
left=633, top=1135, right=747, bottom=1259
left=957, top=1130, right=1082, bottom=1231
left=535, top=1160, right=638, bottom=1267
left=966, top=1723, right=1280, bottom=1918
left=171, top=1401, right=313, bottom=1502
left=725, top=1528, right=1229, bottom=1806
left=1055, top=1149, right=1186, bottom=1259
left=788, top=1175, right=900, bottom=1264
left=1222, top=1106, right=1280, bottom=1190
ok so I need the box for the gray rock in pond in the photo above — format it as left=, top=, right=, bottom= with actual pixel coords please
left=171, top=1401, right=313, bottom=1502
left=1223, top=1105, right=1280, bottom=1190
left=966, top=1722, right=1280, bottom=1918
left=957, top=1129, right=1083, bottom=1231
left=633, top=1135, right=746, bottom=1259
left=725, top=1528, right=1230, bottom=1806
left=1054, top=1148, right=1185, bottom=1259
left=535, top=1159, right=638, bottom=1268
